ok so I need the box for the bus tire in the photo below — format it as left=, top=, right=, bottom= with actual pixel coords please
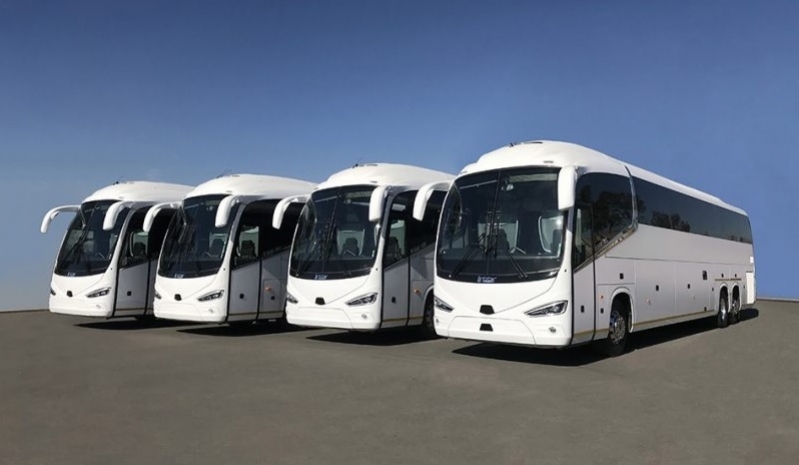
left=716, top=292, right=729, bottom=328
left=420, top=294, right=437, bottom=338
left=597, top=298, right=629, bottom=357
left=730, top=290, right=741, bottom=325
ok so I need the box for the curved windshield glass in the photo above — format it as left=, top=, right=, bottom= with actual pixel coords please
left=55, top=200, right=127, bottom=277
left=437, top=167, right=565, bottom=283
left=158, top=195, right=239, bottom=279
left=290, top=186, right=378, bottom=280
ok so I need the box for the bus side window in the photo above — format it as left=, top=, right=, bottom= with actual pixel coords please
left=384, top=192, right=413, bottom=267
left=572, top=206, right=594, bottom=269
left=265, top=202, right=303, bottom=258
left=121, top=210, right=148, bottom=268
left=233, top=203, right=263, bottom=268
left=147, top=209, right=175, bottom=260
left=409, top=190, right=444, bottom=254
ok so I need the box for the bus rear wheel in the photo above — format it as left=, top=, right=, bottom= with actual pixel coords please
left=730, top=293, right=741, bottom=325
left=596, top=299, right=629, bottom=357
left=716, top=293, right=729, bottom=328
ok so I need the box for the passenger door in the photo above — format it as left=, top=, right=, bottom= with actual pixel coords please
left=115, top=210, right=150, bottom=316
left=228, top=203, right=265, bottom=321
left=571, top=205, right=596, bottom=344
left=381, top=194, right=411, bottom=328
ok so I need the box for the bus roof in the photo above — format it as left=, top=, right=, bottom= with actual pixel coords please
left=84, top=181, right=193, bottom=204
left=186, top=174, right=316, bottom=199
left=316, top=163, right=453, bottom=191
left=462, top=140, right=746, bottom=216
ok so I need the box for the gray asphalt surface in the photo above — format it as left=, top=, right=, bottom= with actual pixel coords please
left=2, top=300, right=797, bottom=465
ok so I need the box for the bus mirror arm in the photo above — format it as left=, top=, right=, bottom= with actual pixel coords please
left=272, top=195, right=310, bottom=230
left=40, top=205, right=80, bottom=233
left=103, top=201, right=137, bottom=231
left=143, top=201, right=181, bottom=233
left=558, top=165, right=578, bottom=211
left=215, top=195, right=241, bottom=228
left=413, top=181, right=452, bottom=221
left=369, top=186, right=390, bottom=223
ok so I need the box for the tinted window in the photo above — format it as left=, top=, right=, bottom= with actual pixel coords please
left=633, top=177, right=752, bottom=243
left=575, top=173, right=634, bottom=249
left=119, top=210, right=148, bottom=268
left=383, top=192, right=412, bottom=267
left=409, top=190, right=444, bottom=254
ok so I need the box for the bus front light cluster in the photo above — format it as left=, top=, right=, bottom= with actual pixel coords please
left=346, top=293, right=378, bottom=306
left=50, top=287, right=56, bottom=296
left=154, top=290, right=162, bottom=300
left=198, top=290, right=224, bottom=302
left=286, top=292, right=298, bottom=304
left=434, top=296, right=453, bottom=312
left=86, top=287, right=111, bottom=298
left=524, top=301, right=568, bottom=317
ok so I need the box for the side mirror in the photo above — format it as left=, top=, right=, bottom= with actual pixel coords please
left=557, top=165, right=577, bottom=211
left=413, top=180, right=452, bottom=221
left=368, top=186, right=390, bottom=223
left=41, top=205, right=80, bottom=233
left=103, top=201, right=134, bottom=231
left=215, top=195, right=239, bottom=228
left=144, top=201, right=180, bottom=232
left=272, top=195, right=310, bottom=230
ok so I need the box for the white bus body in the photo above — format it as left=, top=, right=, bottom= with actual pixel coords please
left=275, top=163, right=453, bottom=332
left=152, top=174, right=315, bottom=325
left=42, top=181, right=193, bottom=318
left=416, top=141, right=755, bottom=354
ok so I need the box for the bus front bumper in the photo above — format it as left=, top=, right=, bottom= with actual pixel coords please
left=436, top=314, right=571, bottom=347
left=154, top=300, right=226, bottom=323
left=49, top=295, right=113, bottom=318
left=286, top=305, right=380, bottom=331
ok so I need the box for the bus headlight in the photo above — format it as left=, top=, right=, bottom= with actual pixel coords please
left=524, top=301, right=568, bottom=317
left=286, top=292, right=298, bottom=304
left=50, top=287, right=56, bottom=296
left=86, top=287, right=111, bottom=298
left=198, top=290, right=224, bottom=302
left=434, top=296, right=453, bottom=312
left=346, top=293, right=378, bottom=306
left=154, top=290, right=162, bottom=300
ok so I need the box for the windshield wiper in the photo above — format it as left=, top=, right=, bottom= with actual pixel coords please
left=449, top=233, right=486, bottom=278
left=489, top=237, right=527, bottom=279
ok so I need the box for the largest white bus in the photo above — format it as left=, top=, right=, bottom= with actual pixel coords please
left=273, top=163, right=453, bottom=334
left=41, top=181, right=193, bottom=319
left=150, top=174, right=315, bottom=326
left=415, top=141, right=755, bottom=356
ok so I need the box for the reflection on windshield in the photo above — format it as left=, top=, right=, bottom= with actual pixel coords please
left=158, top=195, right=238, bottom=278
left=55, top=201, right=127, bottom=277
left=290, top=186, right=378, bottom=280
left=437, top=167, right=565, bottom=283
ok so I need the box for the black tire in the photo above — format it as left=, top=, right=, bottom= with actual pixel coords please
left=716, top=293, right=729, bottom=328
left=596, top=299, right=629, bottom=357
left=730, top=294, right=741, bottom=325
left=134, top=314, right=155, bottom=323
left=420, top=295, right=437, bottom=338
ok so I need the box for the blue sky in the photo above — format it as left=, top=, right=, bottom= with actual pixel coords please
left=1, top=0, right=797, bottom=309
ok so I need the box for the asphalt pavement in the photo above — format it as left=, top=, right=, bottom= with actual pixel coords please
left=1, top=300, right=797, bottom=465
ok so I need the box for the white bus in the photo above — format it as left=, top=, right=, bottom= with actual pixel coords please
left=273, top=163, right=453, bottom=334
left=41, top=181, right=193, bottom=319
left=415, top=141, right=755, bottom=355
left=150, top=174, right=315, bottom=326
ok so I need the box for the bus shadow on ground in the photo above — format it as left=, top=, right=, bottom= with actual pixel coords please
left=76, top=318, right=197, bottom=331
left=453, top=308, right=760, bottom=366
left=177, top=322, right=312, bottom=338
left=307, top=329, right=433, bottom=347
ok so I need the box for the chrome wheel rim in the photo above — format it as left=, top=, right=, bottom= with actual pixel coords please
left=719, top=299, right=728, bottom=323
left=609, top=309, right=626, bottom=345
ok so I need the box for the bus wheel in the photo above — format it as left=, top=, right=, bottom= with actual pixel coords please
left=730, top=293, right=741, bottom=325
left=420, top=295, right=437, bottom=338
left=716, top=294, right=729, bottom=328
left=597, top=299, right=629, bottom=357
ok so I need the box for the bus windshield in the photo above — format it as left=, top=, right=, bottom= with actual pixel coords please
left=437, top=167, right=565, bottom=283
left=55, top=200, right=127, bottom=277
left=290, top=186, right=378, bottom=280
left=158, top=195, right=238, bottom=279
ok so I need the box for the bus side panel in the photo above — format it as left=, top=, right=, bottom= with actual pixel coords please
left=115, top=262, right=149, bottom=313
left=382, top=259, right=409, bottom=328
left=259, top=252, right=288, bottom=318
left=674, top=262, right=709, bottom=315
left=593, top=255, right=635, bottom=335
left=408, top=245, right=435, bottom=325
left=228, top=261, right=259, bottom=321
left=634, top=260, right=676, bottom=327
